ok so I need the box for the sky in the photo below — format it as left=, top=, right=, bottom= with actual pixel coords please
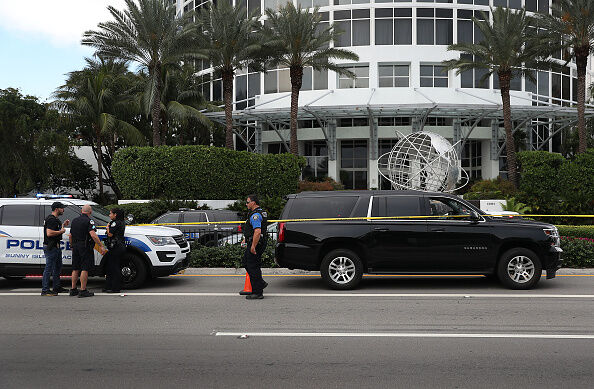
left=0, top=0, right=127, bottom=102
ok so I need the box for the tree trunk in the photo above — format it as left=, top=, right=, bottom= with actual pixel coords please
left=289, top=65, right=303, bottom=156
left=498, top=70, right=518, bottom=188
left=93, top=124, right=104, bottom=198
left=575, top=48, right=589, bottom=154
left=222, top=70, right=235, bottom=149
left=151, top=64, right=162, bottom=147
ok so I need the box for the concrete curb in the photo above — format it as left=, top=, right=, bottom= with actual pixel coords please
left=180, top=268, right=594, bottom=275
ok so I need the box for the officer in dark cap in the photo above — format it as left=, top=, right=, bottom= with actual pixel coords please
left=68, top=204, right=106, bottom=298
left=241, top=194, right=268, bottom=300
left=102, top=208, right=126, bottom=293
left=41, top=202, right=70, bottom=296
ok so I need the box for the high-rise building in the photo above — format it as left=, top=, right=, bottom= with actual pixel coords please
left=179, top=0, right=593, bottom=189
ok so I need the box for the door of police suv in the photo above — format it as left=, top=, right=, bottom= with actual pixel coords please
left=0, top=204, right=42, bottom=275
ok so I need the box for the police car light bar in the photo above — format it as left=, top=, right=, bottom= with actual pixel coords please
left=35, top=193, right=74, bottom=199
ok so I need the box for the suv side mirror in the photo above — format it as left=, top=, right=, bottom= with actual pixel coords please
left=126, top=214, right=134, bottom=225
left=469, top=211, right=481, bottom=222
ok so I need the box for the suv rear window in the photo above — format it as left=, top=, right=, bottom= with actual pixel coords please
left=287, top=196, right=358, bottom=219
left=372, top=196, right=421, bottom=219
left=0, top=205, right=37, bottom=226
left=155, top=213, right=180, bottom=224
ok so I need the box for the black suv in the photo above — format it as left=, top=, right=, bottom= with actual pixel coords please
left=152, top=209, right=242, bottom=245
left=275, top=191, right=562, bottom=290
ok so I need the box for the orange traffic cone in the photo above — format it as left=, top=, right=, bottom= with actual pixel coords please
left=239, top=273, right=252, bottom=295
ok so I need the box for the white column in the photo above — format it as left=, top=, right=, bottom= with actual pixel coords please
left=369, top=159, right=379, bottom=189
left=481, top=140, right=499, bottom=179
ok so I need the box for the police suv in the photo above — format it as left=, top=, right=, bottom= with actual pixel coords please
left=0, top=196, right=190, bottom=288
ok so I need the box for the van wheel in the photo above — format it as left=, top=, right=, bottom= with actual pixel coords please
left=321, top=249, right=363, bottom=290
left=121, top=253, right=147, bottom=289
left=497, top=248, right=542, bottom=290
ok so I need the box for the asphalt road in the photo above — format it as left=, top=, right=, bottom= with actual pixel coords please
left=1, top=273, right=593, bottom=388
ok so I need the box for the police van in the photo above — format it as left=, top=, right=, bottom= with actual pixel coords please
left=0, top=196, right=190, bottom=288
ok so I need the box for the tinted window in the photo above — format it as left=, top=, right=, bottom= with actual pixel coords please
left=428, top=197, right=473, bottom=220
left=372, top=196, right=421, bottom=219
left=214, top=212, right=242, bottom=222
left=183, top=213, right=207, bottom=223
left=287, top=197, right=358, bottom=219
left=43, top=206, right=82, bottom=226
left=155, top=213, right=180, bottom=224
left=1, top=205, right=37, bottom=226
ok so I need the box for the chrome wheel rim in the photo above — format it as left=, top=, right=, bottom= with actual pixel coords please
left=507, top=256, right=535, bottom=283
left=328, top=257, right=356, bottom=284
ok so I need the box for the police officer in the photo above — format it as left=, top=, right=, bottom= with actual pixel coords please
left=69, top=204, right=106, bottom=298
left=241, top=194, right=268, bottom=300
left=41, top=202, right=70, bottom=296
left=103, top=208, right=125, bottom=293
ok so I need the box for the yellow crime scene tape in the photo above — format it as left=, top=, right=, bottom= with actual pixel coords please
left=131, top=214, right=594, bottom=227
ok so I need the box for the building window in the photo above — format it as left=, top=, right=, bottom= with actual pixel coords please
left=456, top=0, right=489, bottom=4
left=237, top=0, right=261, bottom=16
left=457, top=9, right=486, bottom=45
left=340, top=140, right=368, bottom=190
left=424, top=117, right=452, bottom=126
left=334, top=9, right=370, bottom=47
left=338, top=64, right=369, bottom=88
left=303, top=141, right=329, bottom=179
left=461, top=140, right=482, bottom=178
left=378, top=117, right=411, bottom=126
left=339, top=118, right=369, bottom=127
left=298, top=0, right=330, bottom=7
left=551, top=67, right=573, bottom=106
left=417, top=8, right=452, bottom=45
left=375, top=8, right=412, bottom=45
left=493, top=0, right=522, bottom=9
left=420, top=64, right=448, bottom=87
left=235, top=68, right=260, bottom=109
left=334, top=0, right=370, bottom=4
left=264, top=66, right=327, bottom=94
left=493, top=70, right=522, bottom=92
left=264, top=0, right=292, bottom=11
left=378, top=63, right=410, bottom=87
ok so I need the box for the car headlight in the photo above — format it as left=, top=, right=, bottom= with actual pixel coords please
left=147, top=236, right=177, bottom=246
left=543, top=228, right=560, bottom=247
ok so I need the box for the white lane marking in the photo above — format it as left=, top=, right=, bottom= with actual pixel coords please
left=1, top=292, right=594, bottom=298
left=214, top=332, right=594, bottom=340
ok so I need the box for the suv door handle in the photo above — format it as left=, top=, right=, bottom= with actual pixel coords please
left=373, top=228, right=389, bottom=232
left=431, top=228, right=445, bottom=232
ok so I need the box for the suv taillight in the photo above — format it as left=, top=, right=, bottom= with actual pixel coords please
left=278, top=222, right=286, bottom=242
left=237, top=224, right=242, bottom=232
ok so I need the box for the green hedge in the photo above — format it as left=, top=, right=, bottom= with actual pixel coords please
left=560, top=237, right=594, bottom=268
left=516, top=151, right=565, bottom=213
left=189, top=241, right=277, bottom=268
left=556, top=225, right=594, bottom=240
left=112, top=146, right=305, bottom=200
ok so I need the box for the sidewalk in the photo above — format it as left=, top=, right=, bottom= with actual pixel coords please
left=181, top=268, right=594, bottom=275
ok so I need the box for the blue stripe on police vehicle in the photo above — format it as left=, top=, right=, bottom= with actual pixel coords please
left=0, top=195, right=189, bottom=288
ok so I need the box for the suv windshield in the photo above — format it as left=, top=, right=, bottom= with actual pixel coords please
left=90, top=205, right=112, bottom=226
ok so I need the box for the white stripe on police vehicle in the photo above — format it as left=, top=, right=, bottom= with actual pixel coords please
left=0, top=195, right=190, bottom=288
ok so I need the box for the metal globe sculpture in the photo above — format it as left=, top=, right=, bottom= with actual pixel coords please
left=378, top=131, right=469, bottom=192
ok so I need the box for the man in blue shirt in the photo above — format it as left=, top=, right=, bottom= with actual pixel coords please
left=241, top=194, right=268, bottom=300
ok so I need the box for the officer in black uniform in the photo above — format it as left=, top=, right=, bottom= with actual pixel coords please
left=241, top=194, right=268, bottom=300
left=69, top=204, right=106, bottom=298
left=41, top=202, right=70, bottom=296
left=103, top=208, right=126, bottom=293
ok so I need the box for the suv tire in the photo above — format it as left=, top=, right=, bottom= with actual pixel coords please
left=497, top=248, right=542, bottom=290
left=320, top=249, right=363, bottom=290
left=121, top=253, right=147, bottom=289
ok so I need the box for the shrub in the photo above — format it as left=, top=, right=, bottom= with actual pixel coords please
left=560, top=237, right=594, bottom=268
left=516, top=151, right=565, bottom=213
left=189, top=241, right=277, bottom=268
left=556, top=225, right=594, bottom=240
left=105, top=200, right=208, bottom=224
left=463, top=177, right=516, bottom=200
left=112, top=146, right=305, bottom=200
left=298, top=177, right=344, bottom=192
left=558, top=150, right=594, bottom=214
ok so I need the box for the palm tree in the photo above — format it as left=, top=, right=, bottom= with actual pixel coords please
left=264, top=4, right=359, bottom=155
left=443, top=7, right=543, bottom=187
left=54, top=58, right=145, bottom=198
left=134, top=63, right=215, bottom=145
left=537, top=0, right=594, bottom=154
left=194, top=1, right=264, bottom=149
left=82, top=0, right=196, bottom=146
